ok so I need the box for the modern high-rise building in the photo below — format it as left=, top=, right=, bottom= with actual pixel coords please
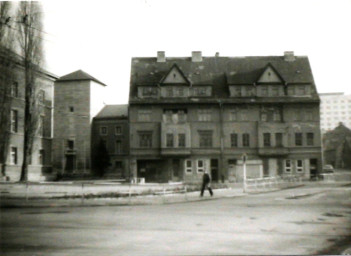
left=319, top=93, right=351, bottom=133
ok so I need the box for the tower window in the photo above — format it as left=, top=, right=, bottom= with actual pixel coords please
left=69, top=106, right=74, bottom=112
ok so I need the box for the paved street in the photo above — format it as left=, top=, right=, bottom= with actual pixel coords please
left=1, top=183, right=351, bottom=255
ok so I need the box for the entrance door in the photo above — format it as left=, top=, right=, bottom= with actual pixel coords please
left=172, top=159, right=180, bottom=181
left=310, top=159, right=318, bottom=180
left=65, top=155, right=75, bottom=173
left=210, top=159, right=219, bottom=182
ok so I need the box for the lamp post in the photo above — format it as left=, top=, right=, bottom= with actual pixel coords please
left=242, top=153, right=247, bottom=193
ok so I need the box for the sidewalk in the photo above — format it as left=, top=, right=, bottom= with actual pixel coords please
left=0, top=186, right=246, bottom=208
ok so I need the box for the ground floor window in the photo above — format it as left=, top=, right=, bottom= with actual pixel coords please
left=197, top=160, right=204, bottom=173
left=284, top=159, right=292, bottom=173
left=185, top=160, right=192, bottom=174
left=10, top=147, right=17, bottom=165
left=296, top=160, right=304, bottom=173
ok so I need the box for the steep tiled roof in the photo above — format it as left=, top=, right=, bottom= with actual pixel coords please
left=129, top=55, right=318, bottom=101
left=56, top=70, right=107, bottom=86
left=94, top=104, right=128, bottom=119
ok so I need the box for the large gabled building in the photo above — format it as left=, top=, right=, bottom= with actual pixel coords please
left=128, top=51, right=322, bottom=183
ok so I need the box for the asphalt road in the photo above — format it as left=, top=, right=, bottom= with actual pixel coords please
left=1, top=184, right=351, bottom=255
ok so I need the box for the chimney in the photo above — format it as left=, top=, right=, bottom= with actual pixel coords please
left=284, top=51, right=295, bottom=62
left=215, top=52, right=220, bottom=57
left=192, top=51, right=202, bottom=62
left=157, top=51, right=166, bottom=62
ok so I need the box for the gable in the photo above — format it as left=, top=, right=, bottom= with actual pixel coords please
left=257, top=65, right=283, bottom=84
left=160, top=65, right=189, bottom=85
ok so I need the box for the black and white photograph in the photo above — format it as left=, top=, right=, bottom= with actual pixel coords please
left=1, top=0, right=351, bottom=255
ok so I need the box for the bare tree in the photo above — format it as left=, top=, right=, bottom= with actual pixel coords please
left=0, top=2, right=15, bottom=178
left=16, top=1, right=44, bottom=181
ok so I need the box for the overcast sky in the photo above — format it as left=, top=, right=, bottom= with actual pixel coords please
left=42, top=0, right=351, bottom=104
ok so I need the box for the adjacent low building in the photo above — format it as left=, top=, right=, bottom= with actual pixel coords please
left=128, top=51, right=322, bottom=183
left=91, top=104, right=129, bottom=178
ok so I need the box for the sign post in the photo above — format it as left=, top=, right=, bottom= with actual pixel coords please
left=242, top=153, right=247, bottom=193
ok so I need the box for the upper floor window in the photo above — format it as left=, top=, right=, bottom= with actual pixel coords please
left=275, top=133, right=283, bottom=147
left=263, top=133, right=271, bottom=147
left=138, top=110, right=152, bottom=122
left=166, top=88, right=173, bottom=97
left=193, top=87, right=207, bottom=96
left=242, top=133, right=250, bottom=147
left=229, top=110, right=237, bottom=121
left=231, top=133, right=238, bottom=147
left=142, top=87, right=158, bottom=97
left=177, top=88, right=184, bottom=97
left=307, top=133, right=314, bottom=146
left=178, top=110, right=186, bottom=122
left=11, top=82, right=19, bottom=97
left=240, top=110, right=249, bottom=121
left=273, top=110, right=281, bottom=121
left=235, top=87, right=241, bottom=97
left=116, top=140, right=122, bottom=154
left=198, top=109, right=212, bottom=122
left=100, top=126, right=107, bottom=135
left=67, top=140, right=74, bottom=150
left=139, top=131, right=152, bottom=148
left=38, top=90, right=45, bottom=103
left=178, top=133, right=186, bottom=147
left=11, top=109, right=18, bottom=133
left=166, top=133, right=174, bottom=147
left=295, top=133, right=303, bottom=146
left=199, top=130, right=213, bottom=147
left=298, top=86, right=305, bottom=95
left=261, top=86, right=268, bottom=96
left=115, top=126, right=122, bottom=135
left=305, top=110, right=313, bottom=121
left=271, top=86, right=279, bottom=96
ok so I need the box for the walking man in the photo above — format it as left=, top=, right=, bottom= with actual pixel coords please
left=200, top=170, right=213, bottom=197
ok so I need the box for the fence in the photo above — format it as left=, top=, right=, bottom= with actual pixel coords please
left=245, top=175, right=303, bottom=192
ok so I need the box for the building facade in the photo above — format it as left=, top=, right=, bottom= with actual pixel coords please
left=52, top=70, right=106, bottom=175
left=319, top=93, right=351, bottom=133
left=128, top=51, right=322, bottom=183
left=0, top=53, right=57, bottom=181
left=91, top=104, right=129, bottom=178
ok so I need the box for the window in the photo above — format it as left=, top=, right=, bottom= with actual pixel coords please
left=275, top=133, right=283, bottom=147
left=197, top=160, right=204, bottom=173
left=178, top=133, right=185, bottom=147
left=242, top=133, right=250, bottom=147
left=298, top=86, right=305, bottom=95
left=67, top=140, right=74, bottom=150
left=115, top=161, right=122, bottom=169
left=295, top=133, right=303, bottom=146
left=284, top=159, right=292, bottom=173
left=10, top=147, right=17, bottom=165
left=229, top=110, right=237, bottom=121
left=11, top=82, right=18, bottom=97
left=115, top=126, right=122, bottom=135
left=198, top=109, right=212, bottom=121
left=231, top=133, right=238, bottom=147
left=11, top=109, right=18, bottom=133
left=166, top=133, right=174, bottom=147
left=273, top=110, right=281, bottom=121
left=199, top=130, right=213, bottom=147
left=296, top=160, right=303, bottom=173
left=116, top=140, right=122, bottom=154
left=178, top=110, right=186, bottom=122
left=185, top=160, right=192, bottom=173
left=305, top=110, right=313, bottom=121
left=38, top=90, right=45, bottom=103
left=240, top=110, right=248, bottom=121
left=307, top=133, right=314, bottom=146
left=261, top=86, right=268, bottom=96
left=272, top=86, right=279, bottom=96
left=194, top=87, right=206, bottom=96
left=39, top=116, right=44, bottom=137
left=166, top=88, right=173, bottom=97
left=39, top=149, right=45, bottom=165
left=142, top=87, right=157, bottom=97
left=69, top=106, right=74, bottom=112
left=138, top=110, right=152, bottom=121
left=263, top=133, right=271, bottom=147
left=139, top=132, right=152, bottom=148
left=235, top=87, right=241, bottom=96
left=100, top=126, right=107, bottom=135
left=261, top=111, right=267, bottom=122
left=177, top=88, right=184, bottom=97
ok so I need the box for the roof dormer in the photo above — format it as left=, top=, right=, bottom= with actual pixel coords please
left=160, top=64, right=190, bottom=86
left=257, top=64, right=284, bottom=84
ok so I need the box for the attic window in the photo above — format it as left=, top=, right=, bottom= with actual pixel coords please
left=173, top=73, right=176, bottom=78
